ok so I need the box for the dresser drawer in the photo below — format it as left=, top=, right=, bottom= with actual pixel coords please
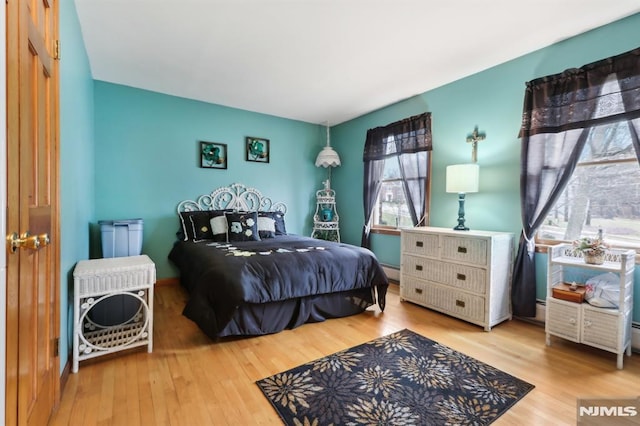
left=425, top=284, right=485, bottom=323
left=440, top=262, right=486, bottom=294
left=402, top=231, right=439, bottom=257
left=546, top=299, right=580, bottom=342
left=402, top=254, right=441, bottom=281
left=400, top=276, right=428, bottom=304
left=441, top=236, right=488, bottom=266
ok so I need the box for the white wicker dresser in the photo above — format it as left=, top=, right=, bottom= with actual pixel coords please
left=72, top=255, right=156, bottom=373
left=400, top=227, right=514, bottom=331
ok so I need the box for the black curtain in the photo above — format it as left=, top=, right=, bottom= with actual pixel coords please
left=361, top=112, right=432, bottom=248
left=399, top=150, right=429, bottom=226
left=512, top=47, right=640, bottom=317
left=362, top=158, right=385, bottom=248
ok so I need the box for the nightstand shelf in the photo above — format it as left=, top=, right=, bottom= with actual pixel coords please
left=545, top=244, right=634, bottom=369
left=72, top=255, right=156, bottom=373
left=311, top=188, right=340, bottom=242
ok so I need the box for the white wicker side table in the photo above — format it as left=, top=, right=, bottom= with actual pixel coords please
left=72, top=255, right=156, bottom=373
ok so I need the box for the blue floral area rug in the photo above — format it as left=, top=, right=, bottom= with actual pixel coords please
left=256, top=329, right=534, bottom=425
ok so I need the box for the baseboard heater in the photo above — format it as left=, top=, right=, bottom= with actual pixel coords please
left=380, top=264, right=400, bottom=283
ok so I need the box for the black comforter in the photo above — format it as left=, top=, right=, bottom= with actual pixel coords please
left=168, top=235, right=388, bottom=338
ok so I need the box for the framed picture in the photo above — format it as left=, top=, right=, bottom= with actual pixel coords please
left=245, top=137, right=270, bottom=163
left=200, top=141, right=227, bottom=169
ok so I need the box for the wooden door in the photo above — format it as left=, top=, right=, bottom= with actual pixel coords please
left=6, top=0, right=60, bottom=424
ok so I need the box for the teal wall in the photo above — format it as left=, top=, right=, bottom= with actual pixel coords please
left=330, top=13, right=640, bottom=319
left=59, top=0, right=95, bottom=372
left=93, top=83, right=326, bottom=279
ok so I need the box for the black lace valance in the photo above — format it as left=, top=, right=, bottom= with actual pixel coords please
left=519, top=47, right=640, bottom=138
left=363, top=112, right=432, bottom=161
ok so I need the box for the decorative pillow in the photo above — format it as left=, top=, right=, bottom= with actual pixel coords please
left=225, top=211, right=260, bottom=242
left=209, top=215, right=229, bottom=242
left=190, top=214, right=215, bottom=241
left=179, top=210, right=229, bottom=241
left=179, top=211, right=211, bottom=241
left=259, top=211, right=287, bottom=235
left=257, top=215, right=276, bottom=239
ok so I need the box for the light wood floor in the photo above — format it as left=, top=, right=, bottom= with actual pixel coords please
left=50, top=283, right=640, bottom=425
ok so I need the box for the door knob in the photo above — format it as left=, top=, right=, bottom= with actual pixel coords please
left=7, top=232, right=41, bottom=253
left=38, top=233, right=50, bottom=247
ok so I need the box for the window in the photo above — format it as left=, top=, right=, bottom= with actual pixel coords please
left=362, top=112, right=431, bottom=247
left=371, top=152, right=428, bottom=230
left=537, top=121, right=640, bottom=249
left=513, top=47, right=640, bottom=318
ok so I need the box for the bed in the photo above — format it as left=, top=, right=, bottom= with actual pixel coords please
left=168, top=183, right=388, bottom=339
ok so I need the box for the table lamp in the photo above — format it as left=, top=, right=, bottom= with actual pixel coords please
left=446, top=164, right=479, bottom=231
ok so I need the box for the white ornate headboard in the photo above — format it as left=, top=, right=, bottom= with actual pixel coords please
left=176, top=183, right=288, bottom=214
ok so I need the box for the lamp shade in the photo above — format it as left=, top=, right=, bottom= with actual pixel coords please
left=315, top=146, right=341, bottom=168
left=446, top=164, right=479, bottom=193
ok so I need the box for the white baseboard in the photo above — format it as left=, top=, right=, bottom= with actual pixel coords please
left=382, top=264, right=400, bottom=282
left=535, top=301, right=639, bottom=352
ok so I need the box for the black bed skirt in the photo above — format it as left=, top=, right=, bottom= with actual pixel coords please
left=214, top=287, right=377, bottom=338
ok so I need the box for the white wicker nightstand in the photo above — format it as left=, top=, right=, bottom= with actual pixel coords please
left=72, top=255, right=156, bottom=373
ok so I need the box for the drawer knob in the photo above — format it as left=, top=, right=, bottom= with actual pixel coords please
left=568, top=318, right=576, bottom=325
left=415, top=264, right=423, bottom=271
left=415, top=288, right=423, bottom=295
left=416, top=241, right=424, bottom=248
left=456, top=273, right=466, bottom=281
left=457, top=246, right=467, bottom=254
left=455, top=299, right=465, bottom=308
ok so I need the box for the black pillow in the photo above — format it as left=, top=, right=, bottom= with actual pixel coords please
left=226, top=211, right=260, bottom=242
left=190, top=214, right=214, bottom=241
left=179, top=210, right=229, bottom=241
left=179, top=211, right=211, bottom=241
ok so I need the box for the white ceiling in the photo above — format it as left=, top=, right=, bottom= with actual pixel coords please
left=74, top=1, right=640, bottom=126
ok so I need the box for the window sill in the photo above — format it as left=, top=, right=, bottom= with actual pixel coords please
left=370, top=227, right=401, bottom=236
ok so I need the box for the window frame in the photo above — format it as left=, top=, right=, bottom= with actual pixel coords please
left=370, top=153, right=431, bottom=235
left=535, top=146, right=640, bottom=257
